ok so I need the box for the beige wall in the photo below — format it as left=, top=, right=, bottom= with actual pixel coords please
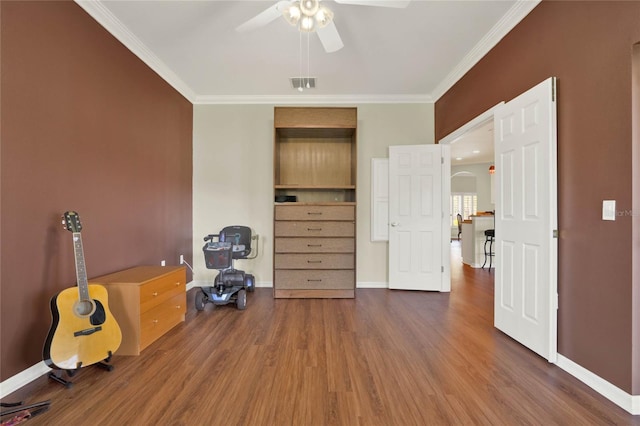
left=451, top=163, right=494, bottom=212
left=192, top=103, right=434, bottom=287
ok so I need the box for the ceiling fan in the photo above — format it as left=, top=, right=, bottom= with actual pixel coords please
left=235, top=0, right=411, bottom=53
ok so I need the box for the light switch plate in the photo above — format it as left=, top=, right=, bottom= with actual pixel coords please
left=602, top=200, right=616, bottom=221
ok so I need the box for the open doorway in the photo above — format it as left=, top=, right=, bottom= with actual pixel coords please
left=446, top=79, right=558, bottom=363
left=440, top=105, right=501, bottom=271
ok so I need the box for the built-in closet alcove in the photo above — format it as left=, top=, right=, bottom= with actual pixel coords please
left=273, top=107, right=357, bottom=299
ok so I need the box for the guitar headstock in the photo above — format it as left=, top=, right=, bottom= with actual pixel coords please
left=62, top=211, right=82, bottom=233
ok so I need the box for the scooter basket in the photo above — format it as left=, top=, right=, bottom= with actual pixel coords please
left=203, top=241, right=233, bottom=270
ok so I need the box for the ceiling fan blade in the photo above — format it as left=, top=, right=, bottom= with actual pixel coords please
left=317, top=21, right=344, bottom=53
left=333, top=0, right=410, bottom=7
left=235, top=0, right=291, bottom=32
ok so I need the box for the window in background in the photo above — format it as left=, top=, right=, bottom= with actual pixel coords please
left=451, top=193, right=478, bottom=226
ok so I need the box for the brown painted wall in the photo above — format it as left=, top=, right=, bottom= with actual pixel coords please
left=0, top=1, right=193, bottom=381
left=435, top=1, right=640, bottom=394
left=632, top=43, right=640, bottom=395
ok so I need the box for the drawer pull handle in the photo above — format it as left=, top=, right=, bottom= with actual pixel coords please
left=153, top=319, right=159, bottom=324
left=307, top=212, right=322, bottom=215
left=307, top=260, right=322, bottom=264
left=176, top=305, right=181, bottom=309
left=176, top=282, right=180, bottom=286
left=307, top=228, right=322, bottom=231
left=307, top=244, right=322, bottom=247
left=152, top=292, right=158, bottom=296
left=307, top=279, right=322, bottom=282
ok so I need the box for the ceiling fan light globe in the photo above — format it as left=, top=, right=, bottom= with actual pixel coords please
left=300, top=15, right=316, bottom=32
left=283, top=4, right=302, bottom=26
left=315, top=6, right=333, bottom=28
left=300, top=0, right=319, bottom=16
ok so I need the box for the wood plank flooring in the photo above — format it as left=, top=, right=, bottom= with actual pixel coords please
left=4, top=243, right=639, bottom=425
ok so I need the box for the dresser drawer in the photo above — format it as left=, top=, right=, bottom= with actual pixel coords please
left=275, top=253, right=354, bottom=269
left=140, top=293, right=186, bottom=350
left=140, top=270, right=185, bottom=313
left=275, top=205, right=355, bottom=221
left=275, top=237, right=354, bottom=253
left=275, top=221, right=354, bottom=238
left=275, top=270, right=354, bottom=290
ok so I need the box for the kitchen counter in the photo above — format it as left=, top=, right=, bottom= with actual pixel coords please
left=461, top=215, right=495, bottom=268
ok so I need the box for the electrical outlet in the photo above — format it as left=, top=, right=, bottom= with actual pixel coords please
left=180, top=255, right=184, bottom=265
left=161, top=260, right=166, bottom=266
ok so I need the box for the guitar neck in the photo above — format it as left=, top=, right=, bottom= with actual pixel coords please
left=72, top=232, right=90, bottom=301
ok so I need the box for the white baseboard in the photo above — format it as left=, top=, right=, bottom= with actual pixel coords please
left=0, top=361, right=50, bottom=399
left=357, top=281, right=388, bottom=288
left=556, top=354, right=639, bottom=415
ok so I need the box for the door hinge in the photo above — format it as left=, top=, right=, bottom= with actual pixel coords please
left=555, top=293, right=559, bottom=310
left=441, top=266, right=444, bottom=273
left=441, top=157, right=444, bottom=164
left=553, top=229, right=559, bottom=238
left=552, top=78, right=556, bottom=102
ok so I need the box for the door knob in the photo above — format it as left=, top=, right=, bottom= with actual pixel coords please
left=390, top=222, right=399, bottom=227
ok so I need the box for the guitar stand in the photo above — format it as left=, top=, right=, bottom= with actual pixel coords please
left=48, top=351, right=115, bottom=388
left=1, top=400, right=51, bottom=423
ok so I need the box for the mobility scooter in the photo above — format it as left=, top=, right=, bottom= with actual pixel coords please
left=195, top=225, right=256, bottom=311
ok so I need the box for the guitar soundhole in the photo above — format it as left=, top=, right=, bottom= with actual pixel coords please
left=73, top=299, right=96, bottom=317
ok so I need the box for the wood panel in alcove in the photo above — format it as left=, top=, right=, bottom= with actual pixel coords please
left=276, top=137, right=353, bottom=187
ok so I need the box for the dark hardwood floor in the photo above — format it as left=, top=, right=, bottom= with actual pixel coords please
left=4, top=242, right=639, bottom=425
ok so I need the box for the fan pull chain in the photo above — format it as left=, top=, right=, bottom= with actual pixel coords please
left=306, top=31, right=311, bottom=89
left=298, top=30, right=303, bottom=92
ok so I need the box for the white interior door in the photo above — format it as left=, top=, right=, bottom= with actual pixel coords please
left=494, top=77, right=558, bottom=362
left=388, top=145, right=449, bottom=291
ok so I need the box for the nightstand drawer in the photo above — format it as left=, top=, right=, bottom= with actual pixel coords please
left=140, top=270, right=185, bottom=313
left=140, top=293, right=186, bottom=350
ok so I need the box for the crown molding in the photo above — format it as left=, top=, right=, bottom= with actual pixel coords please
left=430, top=0, right=541, bottom=101
left=194, top=94, right=432, bottom=105
left=74, top=0, right=197, bottom=103
left=75, top=1, right=430, bottom=106
left=75, top=0, right=537, bottom=106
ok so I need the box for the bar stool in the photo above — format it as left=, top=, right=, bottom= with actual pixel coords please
left=482, top=229, right=495, bottom=269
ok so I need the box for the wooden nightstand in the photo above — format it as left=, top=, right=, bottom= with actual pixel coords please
left=91, top=266, right=186, bottom=355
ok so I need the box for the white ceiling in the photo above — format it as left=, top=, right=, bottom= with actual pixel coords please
left=76, top=0, right=539, bottom=104
left=450, top=119, right=494, bottom=165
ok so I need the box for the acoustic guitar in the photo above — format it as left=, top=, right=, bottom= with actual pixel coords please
left=43, top=211, right=122, bottom=371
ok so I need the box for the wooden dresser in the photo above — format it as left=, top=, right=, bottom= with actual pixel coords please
left=273, top=107, right=357, bottom=298
left=274, top=204, right=355, bottom=298
left=91, top=266, right=186, bottom=355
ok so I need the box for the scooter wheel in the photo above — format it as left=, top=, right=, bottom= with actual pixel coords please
left=236, top=289, right=247, bottom=310
left=195, top=291, right=208, bottom=311
left=245, top=274, right=255, bottom=293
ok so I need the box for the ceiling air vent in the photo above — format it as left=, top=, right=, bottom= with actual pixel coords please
left=290, top=77, right=316, bottom=90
